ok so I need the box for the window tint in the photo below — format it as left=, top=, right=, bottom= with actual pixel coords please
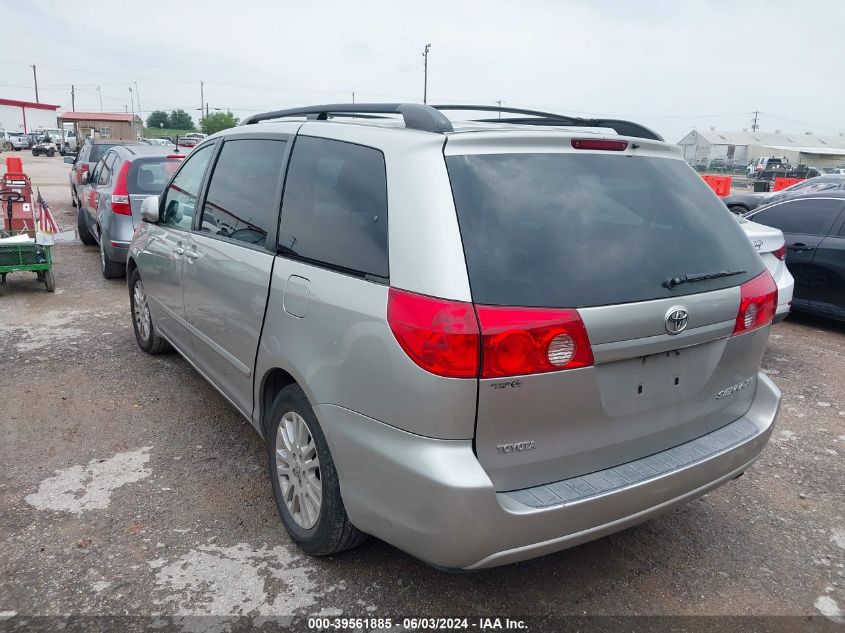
left=128, top=157, right=182, bottom=196
left=160, top=144, right=214, bottom=229
left=278, top=136, right=388, bottom=278
left=97, top=152, right=117, bottom=185
left=199, top=139, right=287, bottom=247
left=446, top=153, right=764, bottom=308
left=89, top=143, right=116, bottom=164
left=752, top=199, right=843, bottom=236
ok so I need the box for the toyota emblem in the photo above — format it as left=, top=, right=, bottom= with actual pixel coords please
left=665, top=307, right=689, bottom=335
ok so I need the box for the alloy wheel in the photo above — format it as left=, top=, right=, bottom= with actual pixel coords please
left=133, top=280, right=151, bottom=341
left=275, top=411, right=322, bottom=529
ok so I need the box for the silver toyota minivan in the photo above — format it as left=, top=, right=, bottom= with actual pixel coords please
left=127, top=104, right=781, bottom=570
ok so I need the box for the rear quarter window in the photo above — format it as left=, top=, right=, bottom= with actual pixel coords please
left=446, top=152, right=764, bottom=307
left=277, top=136, right=388, bottom=279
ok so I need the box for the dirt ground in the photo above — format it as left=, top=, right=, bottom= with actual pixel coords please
left=1, top=155, right=844, bottom=631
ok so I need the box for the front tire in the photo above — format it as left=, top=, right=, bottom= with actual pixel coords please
left=129, top=269, right=171, bottom=354
left=267, top=384, right=366, bottom=556
left=77, top=209, right=96, bottom=245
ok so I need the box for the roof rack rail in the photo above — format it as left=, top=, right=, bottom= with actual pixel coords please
left=430, top=105, right=664, bottom=141
left=241, top=103, right=454, bottom=133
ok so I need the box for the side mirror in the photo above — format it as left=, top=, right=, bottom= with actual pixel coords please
left=140, top=196, right=160, bottom=223
left=80, top=171, right=89, bottom=184
left=63, top=156, right=74, bottom=165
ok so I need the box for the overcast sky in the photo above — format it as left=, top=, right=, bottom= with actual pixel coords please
left=3, top=0, right=844, bottom=142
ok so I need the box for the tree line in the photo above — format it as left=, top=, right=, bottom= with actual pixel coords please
left=146, top=110, right=239, bottom=135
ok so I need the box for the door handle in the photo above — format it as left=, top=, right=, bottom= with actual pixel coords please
left=787, top=243, right=815, bottom=252
left=185, top=247, right=198, bottom=260
left=174, top=241, right=185, bottom=255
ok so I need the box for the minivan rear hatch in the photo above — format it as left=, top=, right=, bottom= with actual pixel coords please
left=445, top=138, right=772, bottom=491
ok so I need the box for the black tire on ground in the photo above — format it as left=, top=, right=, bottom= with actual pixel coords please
left=267, top=384, right=367, bottom=556
left=36, top=271, right=44, bottom=281
left=100, top=238, right=125, bottom=279
left=728, top=205, right=748, bottom=215
left=43, top=269, right=55, bottom=292
left=46, top=149, right=55, bottom=157
left=31, top=149, right=39, bottom=156
left=128, top=269, right=171, bottom=354
left=77, top=209, right=96, bottom=245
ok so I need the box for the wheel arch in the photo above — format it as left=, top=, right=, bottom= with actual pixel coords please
left=259, top=367, right=299, bottom=438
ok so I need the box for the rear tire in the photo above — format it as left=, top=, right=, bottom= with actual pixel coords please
left=129, top=269, right=171, bottom=354
left=77, top=209, right=96, bottom=245
left=267, top=384, right=366, bottom=556
left=728, top=205, right=748, bottom=215
left=47, top=148, right=55, bottom=157
left=100, top=237, right=125, bottom=279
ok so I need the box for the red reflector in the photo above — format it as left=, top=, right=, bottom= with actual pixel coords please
left=111, top=161, right=132, bottom=215
left=475, top=306, right=594, bottom=378
left=773, top=243, right=787, bottom=261
left=571, top=139, right=628, bottom=151
left=387, top=288, right=480, bottom=378
left=732, top=271, right=778, bottom=335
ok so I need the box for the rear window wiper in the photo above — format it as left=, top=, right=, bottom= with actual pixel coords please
left=662, top=270, right=745, bottom=289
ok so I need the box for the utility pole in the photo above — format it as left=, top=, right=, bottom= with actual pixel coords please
left=134, top=81, right=142, bottom=115
left=206, top=102, right=209, bottom=118
left=97, top=86, right=103, bottom=111
left=422, top=43, right=431, bottom=104
left=30, top=64, right=39, bottom=103
left=352, top=91, right=355, bottom=104
left=200, top=81, right=204, bottom=119
left=71, top=85, right=76, bottom=111
left=751, top=110, right=760, bottom=132
left=129, top=87, right=135, bottom=120
left=497, top=99, right=503, bottom=119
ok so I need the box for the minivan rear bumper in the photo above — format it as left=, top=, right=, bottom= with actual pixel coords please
left=316, top=371, right=780, bottom=570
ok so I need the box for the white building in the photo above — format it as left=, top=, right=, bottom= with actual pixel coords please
left=0, top=97, right=61, bottom=134
left=677, top=128, right=845, bottom=168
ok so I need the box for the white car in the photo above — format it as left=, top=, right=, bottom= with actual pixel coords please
left=738, top=216, right=793, bottom=321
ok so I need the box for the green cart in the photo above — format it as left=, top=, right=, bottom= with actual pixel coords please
left=0, top=190, right=56, bottom=292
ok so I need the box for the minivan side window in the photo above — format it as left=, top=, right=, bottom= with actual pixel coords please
left=160, top=144, right=214, bottom=230
left=199, top=139, right=287, bottom=247
left=278, top=136, right=388, bottom=279
left=752, top=199, right=843, bottom=236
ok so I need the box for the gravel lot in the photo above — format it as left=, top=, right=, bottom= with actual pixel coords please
left=1, top=155, right=844, bottom=631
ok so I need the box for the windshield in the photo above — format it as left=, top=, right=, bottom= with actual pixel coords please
left=446, top=153, right=764, bottom=307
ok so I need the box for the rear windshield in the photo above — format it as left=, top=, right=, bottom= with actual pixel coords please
left=89, top=144, right=117, bottom=164
left=446, top=153, right=764, bottom=307
left=127, top=157, right=182, bottom=195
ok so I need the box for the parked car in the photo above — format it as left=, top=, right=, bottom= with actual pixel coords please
left=0, top=129, right=13, bottom=151
left=141, top=138, right=175, bottom=149
left=744, top=191, right=845, bottom=321
left=723, top=175, right=845, bottom=214
left=67, top=139, right=144, bottom=209
left=8, top=133, right=30, bottom=151
left=708, top=158, right=727, bottom=171
left=748, top=156, right=787, bottom=178
left=176, top=136, right=199, bottom=148
left=826, top=167, right=845, bottom=175
left=127, top=103, right=780, bottom=570
left=72, top=145, right=184, bottom=278
left=737, top=216, right=794, bottom=321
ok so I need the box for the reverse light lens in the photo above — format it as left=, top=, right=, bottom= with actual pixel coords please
left=387, top=288, right=480, bottom=378
left=571, top=139, right=629, bottom=151
left=475, top=306, right=593, bottom=378
left=733, top=271, right=778, bottom=335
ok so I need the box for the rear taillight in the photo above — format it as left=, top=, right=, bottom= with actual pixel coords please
left=111, top=161, right=131, bottom=215
left=773, top=243, right=787, bottom=260
left=733, top=271, right=778, bottom=335
left=476, top=306, right=593, bottom=378
left=77, top=163, right=89, bottom=184
left=387, top=288, right=480, bottom=378
left=571, top=139, right=628, bottom=151
left=387, top=288, right=594, bottom=379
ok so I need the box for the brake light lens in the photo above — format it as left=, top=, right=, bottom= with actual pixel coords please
left=77, top=162, right=89, bottom=184
left=387, top=288, right=480, bottom=378
left=111, top=161, right=131, bottom=215
left=571, top=139, right=628, bottom=151
left=773, top=243, right=787, bottom=261
left=475, top=306, right=593, bottom=378
left=732, top=271, right=778, bottom=335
